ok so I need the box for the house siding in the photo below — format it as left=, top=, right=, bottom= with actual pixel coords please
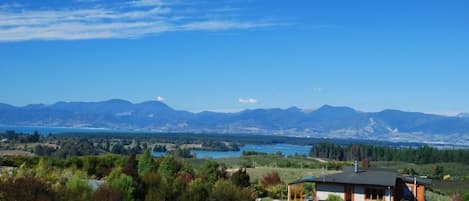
left=317, top=183, right=345, bottom=201
left=354, top=185, right=365, bottom=201
left=316, top=184, right=394, bottom=201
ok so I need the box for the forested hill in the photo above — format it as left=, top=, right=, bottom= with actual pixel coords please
left=1, top=99, right=469, bottom=145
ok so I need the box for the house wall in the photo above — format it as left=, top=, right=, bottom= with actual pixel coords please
left=385, top=187, right=393, bottom=201
left=354, top=185, right=393, bottom=201
left=354, top=185, right=365, bottom=201
left=316, top=183, right=345, bottom=201
left=316, top=184, right=395, bottom=201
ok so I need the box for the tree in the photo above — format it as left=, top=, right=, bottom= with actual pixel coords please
left=138, top=150, right=153, bottom=176
left=266, top=184, right=286, bottom=199
left=62, top=176, right=93, bottom=201
left=106, top=167, right=136, bottom=201
left=143, top=172, right=166, bottom=201
left=0, top=177, right=54, bottom=201
left=158, top=156, right=181, bottom=180
left=181, top=178, right=210, bottom=201
left=231, top=168, right=250, bottom=187
left=463, top=192, right=469, bottom=201
left=91, top=186, right=123, bottom=201
left=209, top=180, right=255, bottom=201
left=432, top=165, right=444, bottom=179
left=199, top=160, right=225, bottom=184
left=261, top=171, right=281, bottom=188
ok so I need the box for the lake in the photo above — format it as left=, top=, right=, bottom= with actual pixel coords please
left=153, top=143, right=311, bottom=159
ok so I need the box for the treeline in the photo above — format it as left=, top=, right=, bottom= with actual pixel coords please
left=48, top=132, right=423, bottom=147
left=0, top=152, right=287, bottom=201
left=310, top=142, right=469, bottom=164
left=0, top=130, right=41, bottom=143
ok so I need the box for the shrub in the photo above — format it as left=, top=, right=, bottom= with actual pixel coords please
left=266, top=184, right=286, bottom=199
left=106, top=167, right=136, bottom=201
left=327, top=194, right=344, bottom=201
left=209, top=180, right=255, bottom=201
left=65, top=176, right=93, bottom=201
left=231, top=168, right=250, bottom=187
left=0, top=177, right=54, bottom=201
left=261, top=171, right=281, bottom=188
left=91, top=185, right=123, bottom=201
left=180, top=178, right=210, bottom=201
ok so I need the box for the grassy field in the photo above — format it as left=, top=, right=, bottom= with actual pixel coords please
left=431, top=180, right=469, bottom=194
left=245, top=166, right=339, bottom=183
left=214, top=154, right=325, bottom=169
left=186, top=156, right=469, bottom=196
left=371, top=161, right=469, bottom=177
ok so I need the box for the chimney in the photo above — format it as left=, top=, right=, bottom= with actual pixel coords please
left=354, top=160, right=358, bottom=173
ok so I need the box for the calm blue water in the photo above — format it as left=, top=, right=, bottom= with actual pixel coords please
left=2, top=125, right=311, bottom=158
left=153, top=144, right=311, bottom=159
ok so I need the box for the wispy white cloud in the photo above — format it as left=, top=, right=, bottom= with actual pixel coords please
left=130, top=0, right=167, bottom=7
left=0, top=0, right=281, bottom=42
left=313, top=87, right=323, bottom=93
left=157, top=96, right=165, bottom=102
left=238, top=98, right=257, bottom=104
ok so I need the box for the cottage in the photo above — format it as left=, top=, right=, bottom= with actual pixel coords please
left=288, top=162, right=431, bottom=201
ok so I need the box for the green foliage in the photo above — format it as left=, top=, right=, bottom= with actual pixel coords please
left=199, top=160, right=226, bottom=184
left=0, top=177, right=54, bottom=201
left=311, top=142, right=469, bottom=164
left=209, top=180, right=255, bottom=201
left=462, top=192, right=469, bottom=201
left=231, top=168, right=251, bottom=187
left=158, top=156, right=182, bottom=179
left=63, top=176, right=93, bottom=201
left=152, top=144, right=167, bottom=152
left=143, top=172, right=165, bottom=201
left=138, top=149, right=153, bottom=176
left=106, top=167, right=136, bottom=201
left=261, top=171, right=281, bottom=188
left=266, top=184, right=286, bottom=199
left=242, top=150, right=268, bottom=156
left=327, top=194, right=344, bottom=201
left=170, top=148, right=193, bottom=158
left=433, top=165, right=445, bottom=179
left=91, top=185, right=123, bottom=201
left=181, top=178, right=210, bottom=201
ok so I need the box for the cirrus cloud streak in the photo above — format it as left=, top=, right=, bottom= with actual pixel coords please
left=0, top=0, right=281, bottom=42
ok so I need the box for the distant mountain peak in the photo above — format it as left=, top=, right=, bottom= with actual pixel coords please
left=315, top=104, right=357, bottom=113
left=103, top=99, right=133, bottom=105
left=0, top=99, right=469, bottom=146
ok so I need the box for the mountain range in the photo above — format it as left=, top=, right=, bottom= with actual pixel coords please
left=0, top=99, right=468, bottom=145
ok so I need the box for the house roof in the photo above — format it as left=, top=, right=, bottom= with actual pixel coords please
left=399, top=175, right=432, bottom=185
left=289, top=166, right=432, bottom=187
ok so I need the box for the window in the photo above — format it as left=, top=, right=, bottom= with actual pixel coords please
left=365, top=188, right=385, bottom=200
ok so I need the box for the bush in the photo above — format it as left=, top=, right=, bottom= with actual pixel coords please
left=91, top=185, right=123, bottom=201
left=266, top=184, right=286, bottom=199
left=231, top=168, right=250, bottom=187
left=65, top=176, right=93, bottom=201
left=180, top=178, right=210, bottom=201
left=261, top=171, right=281, bottom=188
left=0, top=177, right=54, bottom=201
left=327, top=194, right=344, bottom=201
left=209, top=180, right=255, bottom=201
left=106, top=167, right=136, bottom=201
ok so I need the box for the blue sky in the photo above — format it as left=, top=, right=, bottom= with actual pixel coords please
left=0, top=0, right=468, bottom=115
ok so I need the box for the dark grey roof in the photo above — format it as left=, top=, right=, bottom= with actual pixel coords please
left=399, top=176, right=432, bottom=185
left=290, top=169, right=397, bottom=186
left=289, top=167, right=432, bottom=187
